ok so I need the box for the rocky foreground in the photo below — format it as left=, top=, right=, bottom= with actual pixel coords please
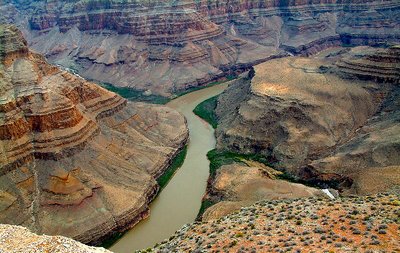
left=0, top=25, right=188, bottom=244
left=215, top=46, right=400, bottom=195
left=1, top=193, right=399, bottom=252
left=0, top=224, right=111, bottom=253
left=153, top=193, right=400, bottom=252
left=1, top=0, right=399, bottom=95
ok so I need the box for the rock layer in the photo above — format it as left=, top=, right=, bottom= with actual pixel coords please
left=0, top=25, right=189, bottom=245
left=1, top=0, right=399, bottom=95
left=336, top=46, right=400, bottom=83
left=215, top=46, right=400, bottom=194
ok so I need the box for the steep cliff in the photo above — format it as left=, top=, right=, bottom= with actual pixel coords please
left=0, top=25, right=189, bottom=245
left=215, top=46, right=400, bottom=194
left=1, top=0, right=399, bottom=96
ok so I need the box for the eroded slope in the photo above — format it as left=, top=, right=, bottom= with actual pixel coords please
left=215, top=46, right=400, bottom=194
left=1, top=0, right=399, bottom=95
left=0, top=25, right=189, bottom=245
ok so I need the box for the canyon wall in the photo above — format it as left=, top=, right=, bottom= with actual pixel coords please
left=0, top=24, right=189, bottom=244
left=1, top=0, right=398, bottom=95
left=215, top=46, right=400, bottom=194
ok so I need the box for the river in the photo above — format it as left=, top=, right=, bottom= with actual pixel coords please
left=110, top=83, right=229, bottom=252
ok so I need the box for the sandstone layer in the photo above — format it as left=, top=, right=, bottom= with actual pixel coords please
left=0, top=25, right=189, bottom=245
left=215, top=46, right=400, bottom=194
left=153, top=192, right=400, bottom=252
left=0, top=224, right=111, bottom=253
left=1, top=0, right=399, bottom=96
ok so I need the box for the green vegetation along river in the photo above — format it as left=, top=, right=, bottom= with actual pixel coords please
left=110, top=82, right=229, bottom=252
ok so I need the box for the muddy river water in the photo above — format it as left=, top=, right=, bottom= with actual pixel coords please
left=110, top=83, right=229, bottom=252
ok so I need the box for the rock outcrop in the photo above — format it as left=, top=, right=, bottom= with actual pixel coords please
left=202, top=162, right=324, bottom=221
left=215, top=46, right=400, bottom=194
left=307, top=46, right=400, bottom=195
left=336, top=46, right=400, bottom=84
left=1, top=0, right=399, bottom=96
left=0, top=224, right=111, bottom=253
left=0, top=25, right=189, bottom=245
left=153, top=192, right=400, bottom=252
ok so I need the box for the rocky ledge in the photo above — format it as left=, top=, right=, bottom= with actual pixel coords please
left=153, top=192, right=400, bottom=252
left=1, top=0, right=399, bottom=96
left=0, top=25, right=189, bottom=245
left=0, top=224, right=111, bottom=253
left=215, top=46, right=400, bottom=195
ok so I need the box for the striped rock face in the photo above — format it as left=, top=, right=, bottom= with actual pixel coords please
left=2, top=0, right=399, bottom=96
left=0, top=25, right=189, bottom=245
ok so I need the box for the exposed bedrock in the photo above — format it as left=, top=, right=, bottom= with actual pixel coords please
left=202, top=162, right=324, bottom=221
left=1, top=0, right=399, bottom=95
left=0, top=224, right=111, bottom=253
left=0, top=25, right=189, bottom=245
left=215, top=46, right=400, bottom=194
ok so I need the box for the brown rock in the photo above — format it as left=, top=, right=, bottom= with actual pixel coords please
left=203, top=163, right=323, bottom=220
left=0, top=25, right=189, bottom=245
left=3, top=0, right=398, bottom=95
left=215, top=46, right=400, bottom=194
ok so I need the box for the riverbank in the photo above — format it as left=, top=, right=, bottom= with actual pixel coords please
left=100, top=145, right=188, bottom=249
left=109, top=82, right=231, bottom=252
left=193, top=95, right=219, bottom=129
left=192, top=77, right=340, bottom=220
left=157, top=146, right=188, bottom=190
left=100, top=75, right=236, bottom=105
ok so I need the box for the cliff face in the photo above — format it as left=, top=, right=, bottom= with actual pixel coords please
left=215, top=46, right=400, bottom=194
left=0, top=25, right=189, bottom=244
left=1, top=0, right=399, bottom=96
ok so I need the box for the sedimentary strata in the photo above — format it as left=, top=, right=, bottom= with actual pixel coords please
left=1, top=0, right=398, bottom=95
left=0, top=25, right=189, bottom=245
left=307, top=46, right=400, bottom=195
left=215, top=46, right=400, bottom=194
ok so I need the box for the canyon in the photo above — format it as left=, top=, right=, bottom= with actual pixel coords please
left=215, top=46, right=400, bottom=196
left=0, top=0, right=399, bottom=252
left=188, top=45, right=399, bottom=223
left=0, top=24, right=188, bottom=245
left=0, top=0, right=399, bottom=96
